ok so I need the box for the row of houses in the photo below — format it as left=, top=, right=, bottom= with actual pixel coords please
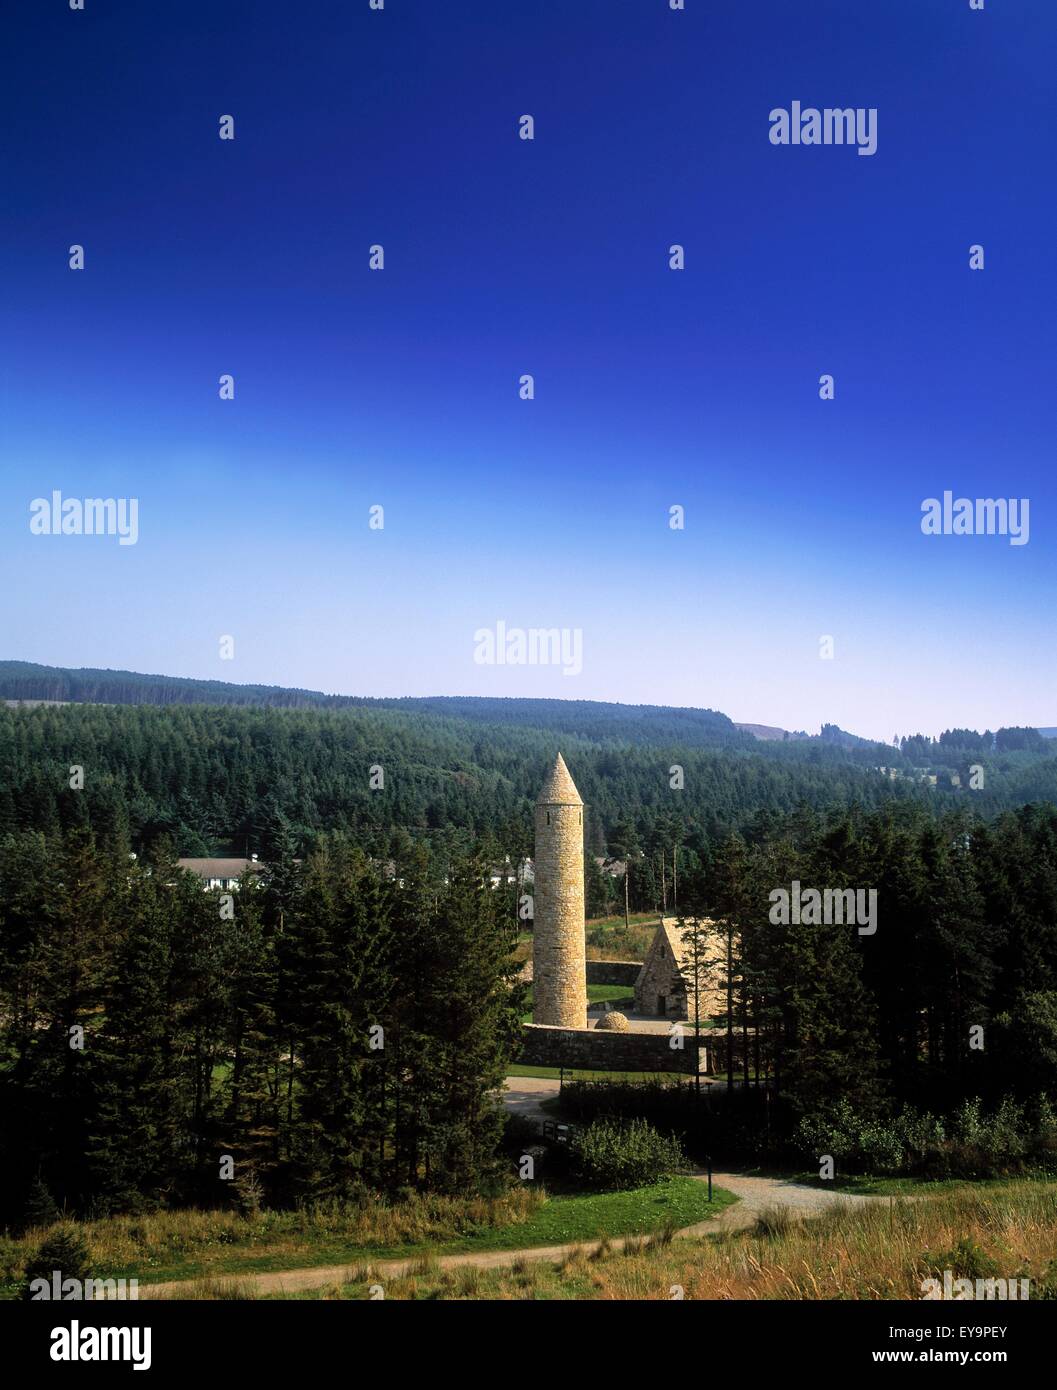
left=177, top=855, right=628, bottom=893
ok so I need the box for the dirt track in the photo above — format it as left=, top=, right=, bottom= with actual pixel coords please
left=126, top=1078, right=881, bottom=1299
left=132, top=1170, right=875, bottom=1299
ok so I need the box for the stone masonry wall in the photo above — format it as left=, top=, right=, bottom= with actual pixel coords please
left=519, top=1023, right=708, bottom=1074
left=533, top=800, right=587, bottom=1027
left=584, top=960, right=642, bottom=987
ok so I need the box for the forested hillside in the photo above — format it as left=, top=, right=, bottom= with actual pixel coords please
left=0, top=700, right=925, bottom=864
left=1, top=691, right=1056, bottom=865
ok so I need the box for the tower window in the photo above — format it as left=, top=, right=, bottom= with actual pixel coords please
left=546, top=811, right=550, bottom=825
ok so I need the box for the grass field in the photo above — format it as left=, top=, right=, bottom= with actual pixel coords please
left=514, top=915, right=659, bottom=970
left=584, top=912, right=659, bottom=933
left=257, top=1179, right=1057, bottom=1300
left=0, top=1178, right=731, bottom=1295
left=585, top=914, right=658, bottom=962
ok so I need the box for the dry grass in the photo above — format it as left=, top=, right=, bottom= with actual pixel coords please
left=307, top=1182, right=1057, bottom=1300
left=585, top=921, right=657, bottom=962
left=454, top=1265, right=482, bottom=1297
left=161, top=1277, right=257, bottom=1301
left=752, top=1204, right=801, bottom=1239
left=0, top=1187, right=546, bottom=1288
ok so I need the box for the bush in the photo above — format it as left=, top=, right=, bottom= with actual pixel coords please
left=796, top=1096, right=1044, bottom=1179
left=923, top=1236, right=999, bottom=1282
left=892, top=1106, right=946, bottom=1165
left=558, top=1078, right=776, bottom=1165
left=853, top=1119, right=904, bottom=1174
left=570, top=1117, right=687, bottom=1191
left=947, top=1097, right=1027, bottom=1176
left=20, top=1227, right=92, bottom=1300
left=796, top=1099, right=899, bottom=1174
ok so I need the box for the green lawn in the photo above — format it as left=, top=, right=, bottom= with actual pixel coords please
left=435, top=1177, right=734, bottom=1252
left=588, top=984, right=636, bottom=1005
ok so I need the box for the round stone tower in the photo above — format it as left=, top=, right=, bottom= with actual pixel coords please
left=533, top=753, right=587, bottom=1027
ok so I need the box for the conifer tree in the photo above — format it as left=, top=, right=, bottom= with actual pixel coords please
left=87, top=868, right=177, bottom=1211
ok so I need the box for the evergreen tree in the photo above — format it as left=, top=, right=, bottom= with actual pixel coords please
left=86, top=868, right=178, bottom=1212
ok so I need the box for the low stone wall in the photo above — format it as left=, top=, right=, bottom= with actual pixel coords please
left=585, top=960, right=642, bottom=988
left=519, top=1022, right=707, bottom=1074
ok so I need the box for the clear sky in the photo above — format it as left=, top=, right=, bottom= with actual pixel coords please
left=2, top=0, right=1055, bottom=741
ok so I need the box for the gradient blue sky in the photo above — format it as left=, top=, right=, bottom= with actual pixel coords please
left=2, top=0, right=1055, bottom=741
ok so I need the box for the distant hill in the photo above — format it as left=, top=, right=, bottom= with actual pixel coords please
left=0, top=661, right=760, bottom=750
left=1039, top=728, right=1057, bottom=739
left=0, top=661, right=1023, bottom=759
left=0, top=660, right=339, bottom=711
left=734, top=722, right=809, bottom=742
left=4, top=661, right=1057, bottom=855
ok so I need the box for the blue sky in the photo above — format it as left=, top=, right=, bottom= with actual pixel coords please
left=2, top=0, right=1055, bottom=741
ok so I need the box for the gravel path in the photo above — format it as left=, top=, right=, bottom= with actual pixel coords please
left=503, top=1075, right=564, bottom=1124
left=685, top=1170, right=878, bottom=1235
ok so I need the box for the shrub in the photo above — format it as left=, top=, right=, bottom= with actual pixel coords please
left=796, top=1099, right=896, bottom=1174
left=853, top=1119, right=904, bottom=1174
left=949, top=1097, right=1027, bottom=1175
left=20, top=1227, right=92, bottom=1300
left=892, top=1106, right=946, bottom=1165
left=923, top=1236, right=999, bottom=1282
left=570, top=1117, right=687, bottom=1191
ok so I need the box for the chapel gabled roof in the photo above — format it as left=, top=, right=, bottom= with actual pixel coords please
left=655, top=916, right=716, bottom=970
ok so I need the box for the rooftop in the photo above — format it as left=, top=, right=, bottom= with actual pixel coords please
left=177, top=857, right=265, bottom=878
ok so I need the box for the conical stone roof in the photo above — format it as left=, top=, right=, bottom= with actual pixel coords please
left=536, top=752, right=583, bottom=806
